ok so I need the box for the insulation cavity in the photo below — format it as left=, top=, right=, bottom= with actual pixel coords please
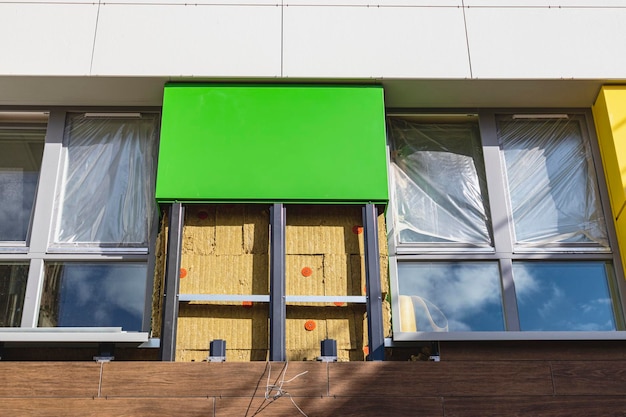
left=152, top=204, right=390, bottom=362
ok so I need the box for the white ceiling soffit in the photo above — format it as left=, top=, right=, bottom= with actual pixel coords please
left=0, top=76, right=620, bottom=108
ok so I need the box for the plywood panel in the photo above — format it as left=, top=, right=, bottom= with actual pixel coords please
left=0, top=398, right=214, bottom=417
left=329, top=362, right=554, bottom=397
left=444, top=396, right=626, bottom=417
left=552, top=361, right=626, bottom=395
left=0, top=362, right=100, bottom=397
left=215, top=396, right=443, bottom=417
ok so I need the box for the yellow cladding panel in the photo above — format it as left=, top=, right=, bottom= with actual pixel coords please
left=593, top=86, right=626, bottom=218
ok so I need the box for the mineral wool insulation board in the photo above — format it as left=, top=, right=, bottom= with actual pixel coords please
left=155, top=84, right=388, bottom=204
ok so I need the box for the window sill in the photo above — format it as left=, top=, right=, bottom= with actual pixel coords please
left=0, top=327, right=149, bottom=343
left=390, top=331, right=626, bottom=343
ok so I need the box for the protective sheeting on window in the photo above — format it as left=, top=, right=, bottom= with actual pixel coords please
left=499, top=118, right=609, bottom=248
left=0, top=128, right=45, bottom=241
left=54, top=114, right=158, bottom=246
left=388, top=119, right=492, bottom=246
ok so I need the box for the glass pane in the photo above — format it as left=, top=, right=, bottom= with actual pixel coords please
left=38, top=263, right=147, bottom=331
left=54, top=114, right=158, bottom=246
left=513, top=262, right=616, bottom=331
left=0, top=127, right=45, bottom=241
left=388, top=118, right=492, bottom=246
left=397, top=262, right=504, bottom=331
left=499, top=117, right=608, bottom=248
left=0, top=263, right=28, bottom=327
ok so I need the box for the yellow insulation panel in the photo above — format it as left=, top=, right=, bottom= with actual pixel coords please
left=153, top=204, right=390, bottom=361
left=177, top=349, right=268, bottom=362
left=287, top=255, right=324, bottom=299
left=150, top=214, right=168, bottom=339
left=286, top=305, right=366, bottom=361
left=177, top=304, right=269, bottom=350
left=179, top=254, right=269, bottom=296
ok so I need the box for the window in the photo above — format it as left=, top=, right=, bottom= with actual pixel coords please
left=38, top=262, right=147, bottom=330
left=0, top=110, right=159, bottom=336
left=388, top=111, right=625, bottom=339
left=0, top=263, right=28, bottom=327
left=0, top=114, right=46, bottom=243
left=54, top=114, right=158, bottom=247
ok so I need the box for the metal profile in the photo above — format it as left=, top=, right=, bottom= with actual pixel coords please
left=179, top=294, right=270, bottom=302
left=160, top=203, right=184, bottom=361
left=269, top=203, right=286, bottom=361
left=363, top=204, right=385, bottom=361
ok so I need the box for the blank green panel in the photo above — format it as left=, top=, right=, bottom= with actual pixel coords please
left=155, top=84, right=388, bottom=203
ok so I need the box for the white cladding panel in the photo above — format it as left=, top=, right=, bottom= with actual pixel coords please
left=90, top=5, right=282, bottom=76
left=466, top=7, right=626, bottom=79
left=0, top=3, right=97, bottom=75
left=466, top=0, right=626, bottom=5
left=0, top=2, right=625, bottom=79
left=283, top=5, right=470, bottom=78
left=285, top=0, right=461, bottom=4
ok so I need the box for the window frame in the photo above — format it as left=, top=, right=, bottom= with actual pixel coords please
left=388, top=108, right=626, bottom=341
left=0, top=107, right=160, bottom=340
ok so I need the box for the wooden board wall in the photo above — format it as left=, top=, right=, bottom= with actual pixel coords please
left=4, top=348, right=626, bottom=417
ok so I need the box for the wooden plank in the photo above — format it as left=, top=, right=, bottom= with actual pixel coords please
left=101, top=362, right=327, bottom=398
left=329, top=362, right=553, bottom=397
left=552, top=361, right=626, bottom=395
left=0, top=398, right=214, bottom=417
left=0, top=362, right=100, bottom=398
left=444, top=396, right=626, bottom=417
left=215, top=396, right=443, bottom=417
left=440, top=341, right=626, bottom=361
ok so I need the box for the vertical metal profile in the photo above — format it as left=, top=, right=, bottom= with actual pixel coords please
left=269, top=203, right=286, bottom=361
left=363, top=204, right=385, bottom=361
left=160, top=202, right=184, bottom=361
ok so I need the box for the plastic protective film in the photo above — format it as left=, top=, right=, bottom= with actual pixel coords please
left=498, top=117, right=609, bottom=248
left=388, top=118, right=492, bottom=246
left=54, top=114, right=159, bottom=246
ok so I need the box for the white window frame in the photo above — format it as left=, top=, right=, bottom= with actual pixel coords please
left=388, top=108, right=626, bottom=341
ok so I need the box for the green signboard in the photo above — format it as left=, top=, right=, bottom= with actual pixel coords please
left=155, top=84, right=388, bottom=204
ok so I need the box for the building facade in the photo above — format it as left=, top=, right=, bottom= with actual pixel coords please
left=2, top=0, right=626, bottom=414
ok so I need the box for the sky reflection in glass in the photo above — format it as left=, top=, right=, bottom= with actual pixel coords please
left=39, top=263, right=146, bottom=331
left=398, top=262, right=504, bottom=331
left=513, top=262, right=615, bottom=331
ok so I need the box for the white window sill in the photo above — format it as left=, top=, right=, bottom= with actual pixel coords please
left=0, top=327, right=149, bottom=343
left=389, top=331, right=626, bottom=344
